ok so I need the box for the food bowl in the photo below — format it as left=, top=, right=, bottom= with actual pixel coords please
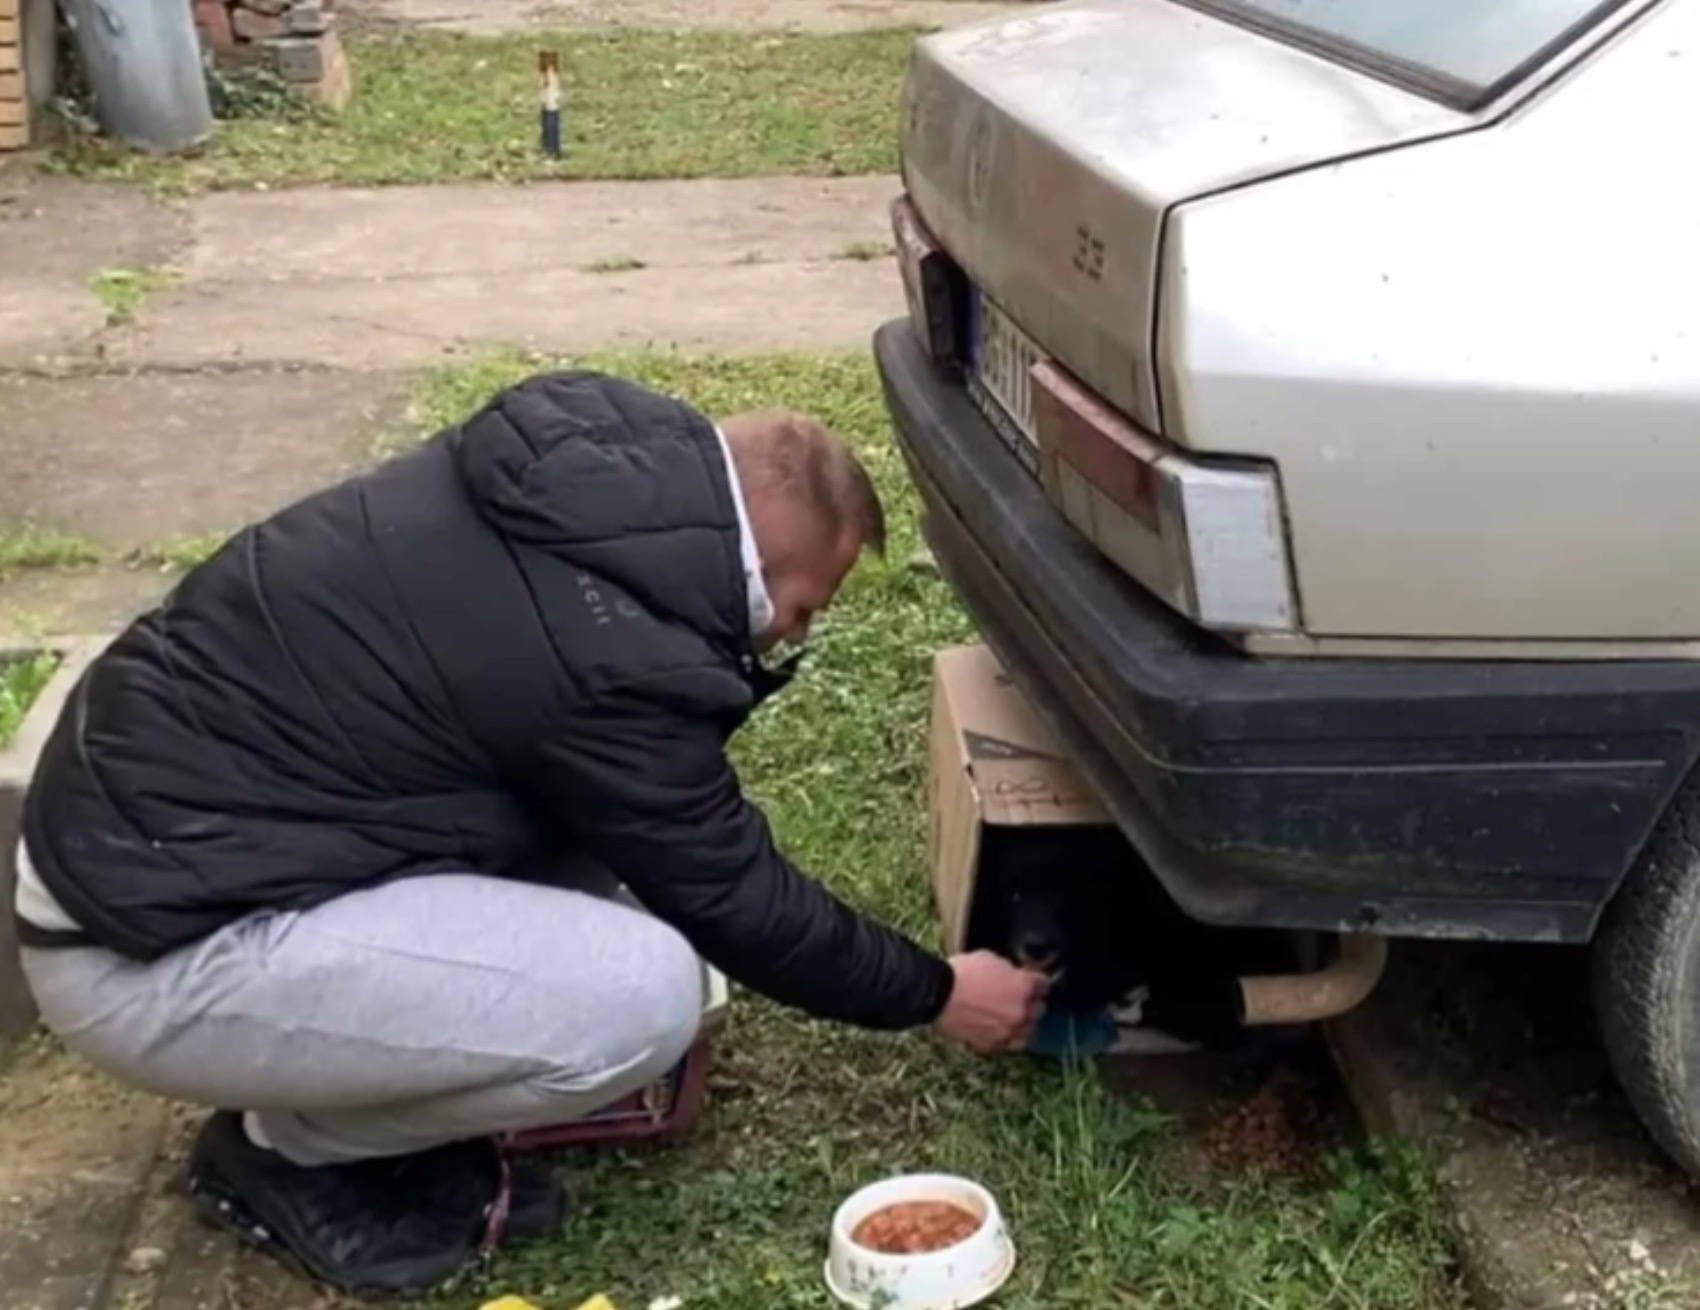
left=824, top=1173, right=1015, bottom=1310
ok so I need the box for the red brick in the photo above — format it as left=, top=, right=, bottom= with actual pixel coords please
left=194, top=0, right=236, bottom=51
left=231, top=7, right=287, bottom=38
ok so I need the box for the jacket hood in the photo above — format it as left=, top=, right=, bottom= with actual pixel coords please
left=449, top=369, right=751, bottom=652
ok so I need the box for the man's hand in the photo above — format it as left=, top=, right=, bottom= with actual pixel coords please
left=934, top=951, right=1050, bottom=1053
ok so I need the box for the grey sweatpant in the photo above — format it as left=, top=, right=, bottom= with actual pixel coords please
left=19, top=868, right=704, bottom=1166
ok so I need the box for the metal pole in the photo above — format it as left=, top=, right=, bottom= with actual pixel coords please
left=539, top=51, right=562, bottom=159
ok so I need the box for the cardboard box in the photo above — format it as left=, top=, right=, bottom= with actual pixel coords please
left=927, top=643, right=1110, bottom=954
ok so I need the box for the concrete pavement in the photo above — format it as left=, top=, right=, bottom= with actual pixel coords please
left=4, top=173, right=905, bottom=374
left=353, top=0, right=1026, bottom=34
left=0, top=170, right=906, bottom=631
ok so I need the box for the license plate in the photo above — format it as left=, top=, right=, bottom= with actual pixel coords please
left=967, top=292, right=1045, bottom=476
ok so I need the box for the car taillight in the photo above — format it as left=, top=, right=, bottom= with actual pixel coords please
left=1031, top=360, right=1298, bottom=634
left=891, top=195, right=967, bottom=369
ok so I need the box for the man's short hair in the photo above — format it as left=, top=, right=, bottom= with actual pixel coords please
left=719, top=411, right=887, bottom=557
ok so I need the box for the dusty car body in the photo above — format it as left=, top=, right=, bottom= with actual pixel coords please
left=875, top=0, right=1700, bottom=1178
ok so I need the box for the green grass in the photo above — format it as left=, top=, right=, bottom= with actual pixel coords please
left=0, top=651, right=58, bottom=749
left=124, top=532, right=230, bottom=575
left=52, top=28, right=914, bottom=192
left=0, top=524, right=102, bottom=578
left=89, top=265, right=178, bottom=326
left=835, top=239, right=897, bottom=262
left=583, top=255, right=648, bottom=275
left=394, top=351, right=1463, bottom=1310
left=0, top=525, right=225, bottom=581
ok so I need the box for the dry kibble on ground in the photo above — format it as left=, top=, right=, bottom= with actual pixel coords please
left=1199, top=1071, right=1323, bottom=1177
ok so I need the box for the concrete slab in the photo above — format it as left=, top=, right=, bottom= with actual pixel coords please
left=0, top=173, right=912, bottom=631
left=0, top=368, right=406, bottom=552
left=0, top=1038, right=171, bottom=1310
left=183, top=176, right=900, bottom=281
left=0, top=368, right=410, bottom=632
left=120, top=259, right=904, bottom=370
left=0, top=176, right=188, bottom=292
left=110, top=177, right=904, bottom=371
left=4, top=175, right=905, bottom=373
left=0, top=569, right=180, bottom=639
left=351, top=0, right=1026, bottom=34
left=0, top=175, right=191, bottom=367
left=1329, top=942, right=1700, bottom=1309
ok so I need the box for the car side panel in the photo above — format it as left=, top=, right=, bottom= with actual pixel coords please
left=1159, top=0, right=1700, bottom=640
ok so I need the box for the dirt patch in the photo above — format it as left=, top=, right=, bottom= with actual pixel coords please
left=1199, top=1066, right=1332, bottom=1178
left=121, top=1107, right=350, bottom=1310
left=1100, top=1027, right=1352, bottom=1185
left=0, top=1044, right=338, bottom=1310
left=1330, top=942, right=1700, bottom=1309
left=0, top=1036, right=170, bottom=1310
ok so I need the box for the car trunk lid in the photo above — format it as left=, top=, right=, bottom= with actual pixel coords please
left=901, top=0, right=1474, bottom=437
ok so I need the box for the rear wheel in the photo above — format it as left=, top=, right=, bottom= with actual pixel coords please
left=1592, top=779, right=1700, bottom=1183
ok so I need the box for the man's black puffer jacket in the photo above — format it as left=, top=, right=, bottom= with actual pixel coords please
left=21, top=370, right=955, bottom=1031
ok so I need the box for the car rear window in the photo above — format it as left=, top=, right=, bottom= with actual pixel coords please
left=1177, top=0, right=1641, bottom=108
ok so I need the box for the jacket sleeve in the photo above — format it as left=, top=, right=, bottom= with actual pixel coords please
left=527, top=671, right=957, bottom=1031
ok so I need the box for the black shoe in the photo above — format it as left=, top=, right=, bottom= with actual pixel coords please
left=185, top=1114, right=564, bottom=1293
left=505, top=1154, right=569, bottom=1244
left=369, top=1134, right=567, bottom=1247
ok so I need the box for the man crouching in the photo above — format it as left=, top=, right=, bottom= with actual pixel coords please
left=13, top=370, right=1047, bottom=1293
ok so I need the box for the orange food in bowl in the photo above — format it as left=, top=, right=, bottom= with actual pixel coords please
left=851, top=1200, right=983, bottom=1255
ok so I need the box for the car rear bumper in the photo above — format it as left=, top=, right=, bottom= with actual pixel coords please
left=875, top=319, right=1700, bottom=943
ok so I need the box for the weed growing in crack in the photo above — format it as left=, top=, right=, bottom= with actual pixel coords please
left=89, top=266, right=178, bottom=326
left=584, top=255, right=648, bottom=274
left=836, top=240, right=896, bottom=261
left=124, top=533, right=231, bottom=575
left=0, top=525, right=101, bottom=578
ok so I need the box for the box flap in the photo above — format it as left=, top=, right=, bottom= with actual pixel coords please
left=934, top=643, right=1107, bottom=826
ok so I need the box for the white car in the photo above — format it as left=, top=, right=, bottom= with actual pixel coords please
left=875, top=0, right=1700, bottom=1180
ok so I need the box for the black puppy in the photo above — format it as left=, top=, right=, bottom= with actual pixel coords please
left=986, top=827, right=1289, bottom=1049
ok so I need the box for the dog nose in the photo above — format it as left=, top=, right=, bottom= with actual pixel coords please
left=1014, top=932, right=1058, bottom=965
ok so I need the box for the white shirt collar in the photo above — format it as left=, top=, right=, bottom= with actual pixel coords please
left=713, top=426, right=775, bottom=638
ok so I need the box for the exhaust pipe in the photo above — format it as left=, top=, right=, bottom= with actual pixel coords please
left=1236, top=933, right=1389, bottom=1027
left=1039, top=932, right=1391, bottom=1059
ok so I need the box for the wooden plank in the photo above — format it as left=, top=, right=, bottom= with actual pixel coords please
left=0, top=17, right=20, bottom=43
left=0, top=100, right=24, bottom=127
left=0, top=71, right=22, bottom=101
left=0, top=46, right=19, bottom=75
left=0, top=122, right=27, bottom=151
